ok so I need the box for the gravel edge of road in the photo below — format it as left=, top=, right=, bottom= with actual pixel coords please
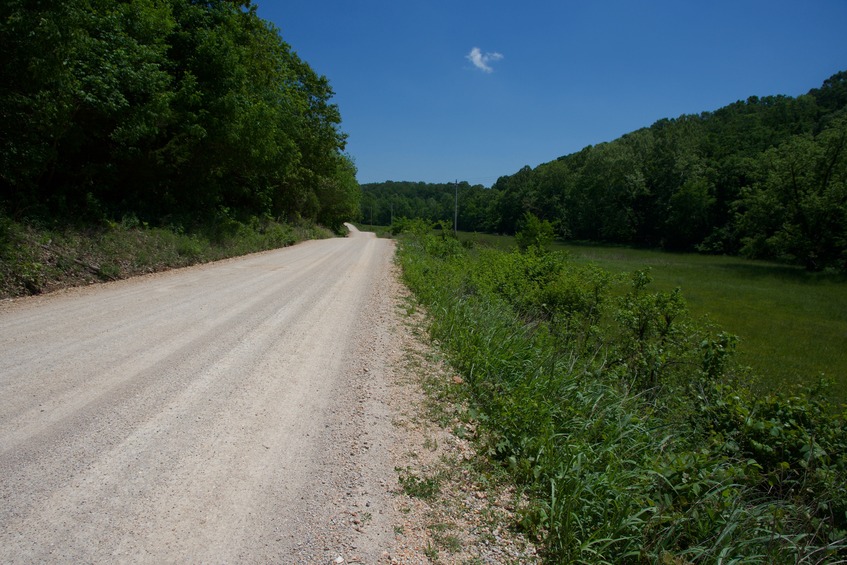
left=379, top=262, right=541, bottom=564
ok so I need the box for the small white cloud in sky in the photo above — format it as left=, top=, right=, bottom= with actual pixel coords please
left=466, top=47, right=503, bottom=73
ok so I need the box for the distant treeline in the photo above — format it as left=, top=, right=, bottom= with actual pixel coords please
left=362, top=71, right=847, bottom=271
left=1, top=0, right=359, bottom=231
left=360, top=180, right=491, bottom=228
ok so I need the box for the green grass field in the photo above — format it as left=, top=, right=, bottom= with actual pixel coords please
left=457, top=232, right=847, bottom=403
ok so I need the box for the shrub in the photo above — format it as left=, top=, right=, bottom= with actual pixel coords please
left=515, top=212, right=554, bottom=252
left=398, top=233, right=847, bottom=562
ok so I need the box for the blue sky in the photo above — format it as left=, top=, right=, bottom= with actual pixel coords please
left=256, top=1, right=847, bottom=186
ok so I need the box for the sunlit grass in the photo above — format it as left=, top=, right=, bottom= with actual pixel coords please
left=458, top=231, right=847, bottom=403
left=399, top=227, right=847, bottom=561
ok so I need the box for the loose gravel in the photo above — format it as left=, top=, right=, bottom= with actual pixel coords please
left=0, top=225, right=536, bottom=564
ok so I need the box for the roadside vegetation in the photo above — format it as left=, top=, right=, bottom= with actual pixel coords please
left=1, top=0, right=360, bottom=299
left=396, top=218, right=847, bottom=563
left=457, top=231, right=847, bottom=404
left=0, top=215, right=333, bottom=298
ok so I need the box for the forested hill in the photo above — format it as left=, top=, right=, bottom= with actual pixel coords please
left=364, top=71, right=847, bottom=271
left=0, top=0, right=360, bottom=231
left=360, top=180, right=490, bottom=228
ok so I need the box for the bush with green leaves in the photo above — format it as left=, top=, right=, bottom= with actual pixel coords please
left=515, top=212, right=555, bottom=252
left=398, top=229, right=847, bottom=563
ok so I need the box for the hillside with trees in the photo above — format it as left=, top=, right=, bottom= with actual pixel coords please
left=364, top=71, right=847, bottom=271
left=0, top=0, right=360, bottom=231
left=360, top=180, right=494, bottom=231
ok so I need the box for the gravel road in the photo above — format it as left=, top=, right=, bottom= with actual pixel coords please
left=0, top=225, right=406, bottom=563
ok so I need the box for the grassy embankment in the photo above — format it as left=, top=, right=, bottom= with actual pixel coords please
left=396, top=221, right=847, bottom=563
left=459, top=232, right=847, bottom=403
left=0, top=215, right=334, bottom=299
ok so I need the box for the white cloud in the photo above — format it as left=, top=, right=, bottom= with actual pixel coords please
left=466, top=47, right=503, bottom=73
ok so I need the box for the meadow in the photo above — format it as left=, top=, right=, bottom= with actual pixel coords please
left=459, top=232, right=847, bottom=404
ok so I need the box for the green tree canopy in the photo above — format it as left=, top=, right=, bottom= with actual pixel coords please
left=0, top=0, right=359, bottom=229
left=358, top=71, right=847, bottom=270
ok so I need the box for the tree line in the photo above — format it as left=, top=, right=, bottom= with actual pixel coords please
left=363, top=71, right=847, bottom=270
left=0, top=0, right=360, bottom=231
left=359, top=180, right=494, bottom=230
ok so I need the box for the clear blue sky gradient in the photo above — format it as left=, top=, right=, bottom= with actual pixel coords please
left=256, top=1, right=847, bottom=186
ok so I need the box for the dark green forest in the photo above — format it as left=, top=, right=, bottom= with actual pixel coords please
left=1, top=0, right=360, bottom=231
left=363, top=71, right=847, bottom=271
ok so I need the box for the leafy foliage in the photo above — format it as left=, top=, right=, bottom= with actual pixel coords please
left=0, top=215, right=331, bottom=298
left=0, top=0, right=359, bottom=231
left=364, top=72, right=847, bottom=271
left=736, top=117, right=847, bottom=270
left=360, top=180, right=494, bottom=231
left=398, top=229, right=847, bottom=562
left=515, top=212, right=554, bottom=252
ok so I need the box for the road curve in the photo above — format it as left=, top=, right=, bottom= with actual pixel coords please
left=0, top=225, right=400, bottom=563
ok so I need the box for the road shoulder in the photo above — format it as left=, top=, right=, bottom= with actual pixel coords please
left=342, top=256, right=540, bottom=563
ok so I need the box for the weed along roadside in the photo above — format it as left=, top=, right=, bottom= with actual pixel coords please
left=0, top=217, right=335, bottom=299
left=385, top=281, right=541, bottom=563
left=395, top=218, right=847, bottom=563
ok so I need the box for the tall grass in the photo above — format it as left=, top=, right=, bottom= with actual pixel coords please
left=458, top=232, right=847, bottom=404
left=399, top=222, right=847, bottom=563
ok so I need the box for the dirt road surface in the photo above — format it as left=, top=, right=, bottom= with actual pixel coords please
left=0, top=225, right=409, bottom=563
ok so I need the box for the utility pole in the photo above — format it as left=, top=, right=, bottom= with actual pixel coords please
left=454, top=179, right=458, bottom=237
